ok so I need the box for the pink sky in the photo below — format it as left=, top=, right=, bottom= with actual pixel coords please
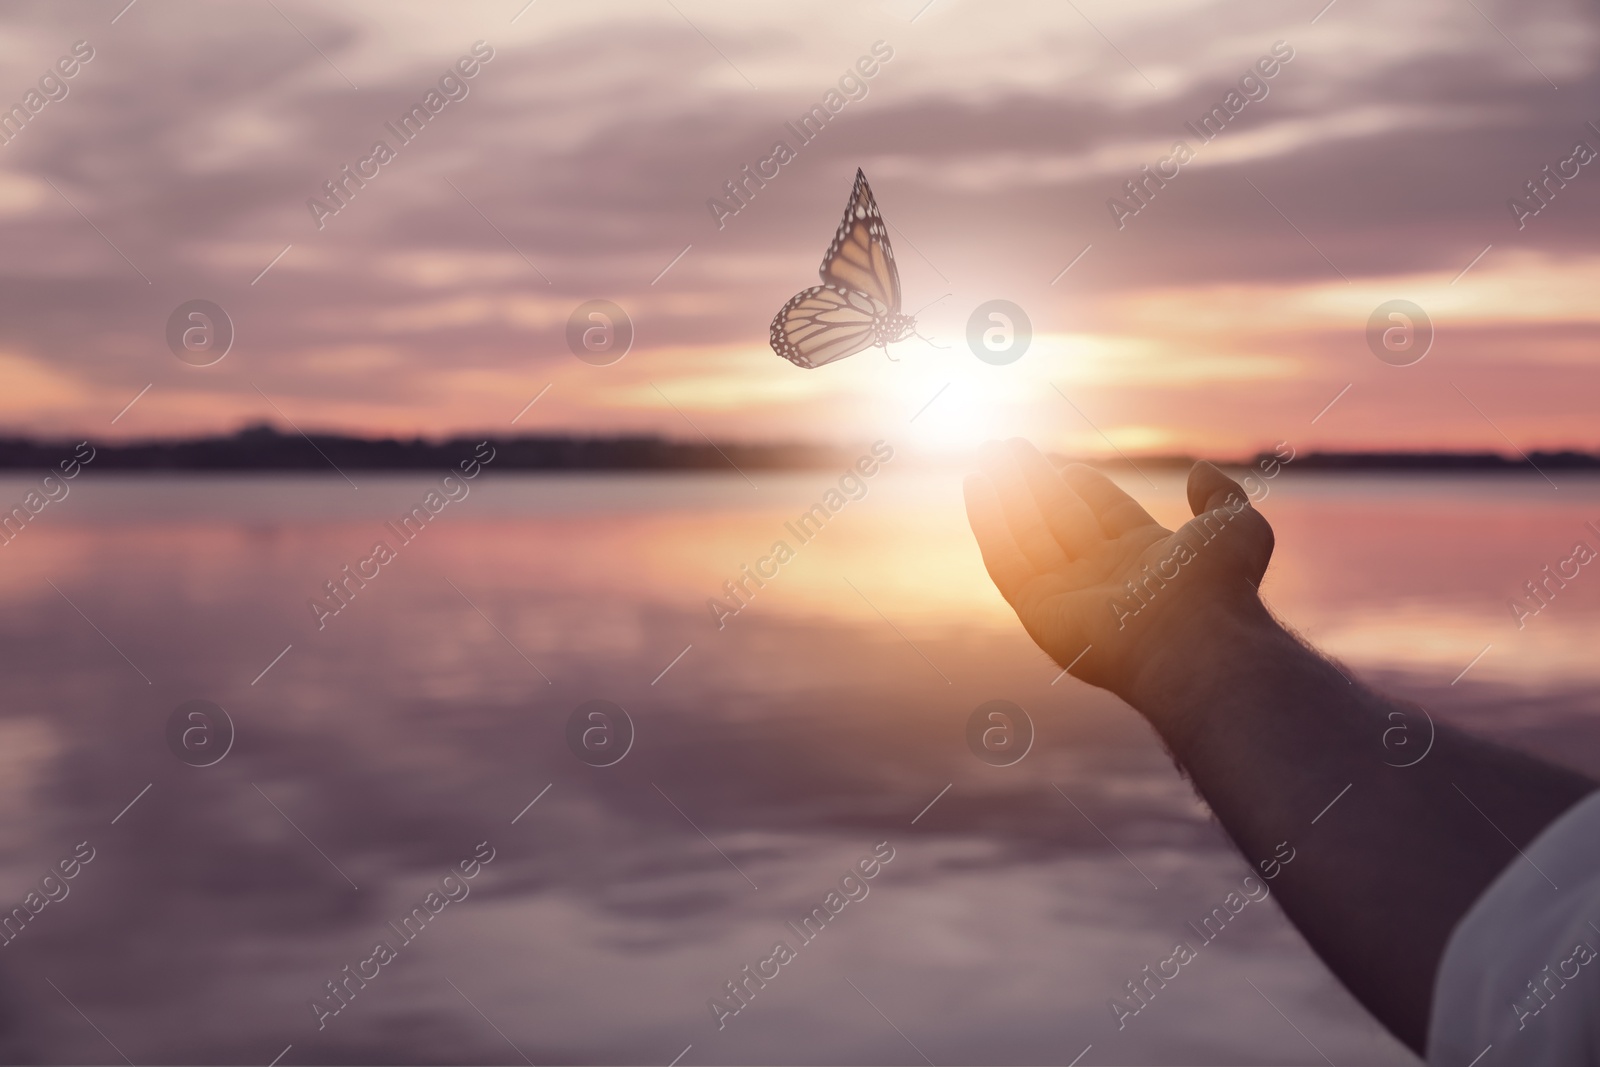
left=1, top=0, right=1598, bottom=457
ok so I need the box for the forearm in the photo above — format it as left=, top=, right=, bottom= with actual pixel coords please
left=1129, top=604, right=1597, bottom=1052
left=964, top=448, right=1598, bottom=1048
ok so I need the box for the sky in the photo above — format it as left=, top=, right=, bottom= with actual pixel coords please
left=1, top=0, right=1598, bottom=457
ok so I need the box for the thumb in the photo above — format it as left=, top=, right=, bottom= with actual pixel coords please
left=1186, top=460, right=1249, bottom=516
left=1183, top=460, right=1276, bottom=581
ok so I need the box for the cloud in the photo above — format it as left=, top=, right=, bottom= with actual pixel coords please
left=0, top=0, right=1592, bottom=451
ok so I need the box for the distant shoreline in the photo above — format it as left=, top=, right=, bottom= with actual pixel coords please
left=0, top=427, right=1594, bottom=473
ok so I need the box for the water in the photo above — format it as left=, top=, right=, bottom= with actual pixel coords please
left=0, top=467, right=1597, bottom=1064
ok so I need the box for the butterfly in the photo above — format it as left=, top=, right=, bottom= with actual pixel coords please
left=770, top=169, right=920, bottom=369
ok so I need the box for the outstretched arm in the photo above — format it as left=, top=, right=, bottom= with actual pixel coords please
left=964, top=439, right=1596, bottom=1053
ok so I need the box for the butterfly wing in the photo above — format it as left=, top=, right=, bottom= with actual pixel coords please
left=817, top=168, right=902, bottom=313
left=770, top=284, right=883, bottom=369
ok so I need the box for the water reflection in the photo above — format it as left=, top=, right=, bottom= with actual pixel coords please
left=0, top=470, right=1594, bottom=1063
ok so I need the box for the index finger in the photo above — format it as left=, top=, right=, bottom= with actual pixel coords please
left=1059, top=463, right=1161, bottom=538
left=1007, top=439, right=1103, bottom=559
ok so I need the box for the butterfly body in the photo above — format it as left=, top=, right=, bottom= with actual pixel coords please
left=770, top=169, right=916, bottom=368
left=880, top=310, right=917, bottom=346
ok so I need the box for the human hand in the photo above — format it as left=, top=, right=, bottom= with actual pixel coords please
left=964, top=439, right=1276, bottom=712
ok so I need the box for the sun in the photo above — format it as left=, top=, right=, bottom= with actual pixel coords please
left=897, top=364, right=1031, bottom=455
